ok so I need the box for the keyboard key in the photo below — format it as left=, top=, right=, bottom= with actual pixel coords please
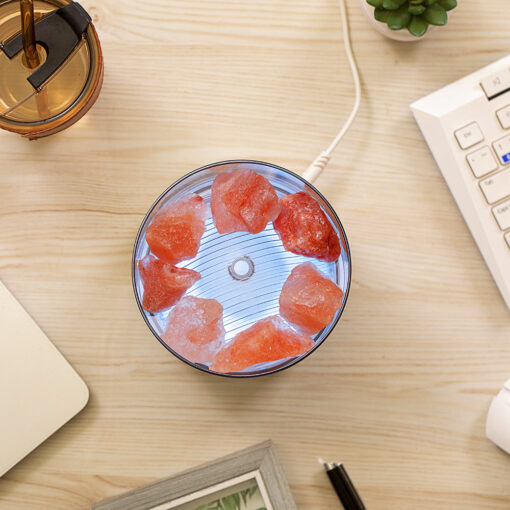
left=493, top=199, right=510, bottom=230
left=493, top=134, right=510, bottom=164
left=454, top=122, right=484, bottom=149
left=497, top=105, right=510, bottom=129
left=481, top=68, right=510, bottom=99
left=506, top=232, right=510, bottom=249
left=466, top=146, right=498, bottom=177
left=480, top=168, right=510, bottom=204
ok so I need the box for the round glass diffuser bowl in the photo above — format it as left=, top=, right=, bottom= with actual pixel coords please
left=132, top=160, right=352, bottom=378
left=0, top=0, right=103, bottom=139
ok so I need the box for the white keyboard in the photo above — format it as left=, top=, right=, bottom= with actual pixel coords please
left=411, top=55, right=510, bottom=310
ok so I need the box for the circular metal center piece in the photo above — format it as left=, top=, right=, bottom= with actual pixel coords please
left=228, top=256, right=255, bottom=281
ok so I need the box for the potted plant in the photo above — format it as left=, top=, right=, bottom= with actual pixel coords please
left=360, top=0, right=457, bottom=41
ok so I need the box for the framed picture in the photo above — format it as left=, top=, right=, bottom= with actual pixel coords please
left=93, top=441, right=297, bottom=510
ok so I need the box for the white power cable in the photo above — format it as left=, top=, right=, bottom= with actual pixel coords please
left=302, top=0, right=361, bottom=184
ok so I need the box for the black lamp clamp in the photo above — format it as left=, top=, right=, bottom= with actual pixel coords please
left=1, top=1, right=91, bottom=90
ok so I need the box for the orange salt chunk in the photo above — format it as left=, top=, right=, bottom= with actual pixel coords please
left=279, top=262, right=343, bottom=335
left=138, top=255, right=201, bottom=313
left=162, top=296, right=225, bottom=364
left=273, top=192, right=340, bottom=262
left=146, top=193, right=208, bottom=264
left=210, top=316, right=314, bottom=374
left=211, top=168, right=280, bottom=234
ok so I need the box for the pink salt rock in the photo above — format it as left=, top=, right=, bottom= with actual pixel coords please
left=138, top=254, right=201, bottom=314
left=146, top=193, right=208, bottom=265
left=162, top=296, right=225, bottom=364
left=210, top=316, right=314, bottom=374
left=273, top=192, right=341, bottom=262
left=279, top=262, right=343, bottom=335
left=210, top=168, right=280, bottom=234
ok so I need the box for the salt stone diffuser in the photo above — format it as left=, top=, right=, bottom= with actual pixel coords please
left=0, top=0, right=103, bottom=138
left=132, top=161, right=352, bottom=378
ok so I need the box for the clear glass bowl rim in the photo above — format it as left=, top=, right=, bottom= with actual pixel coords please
left=131, top=159, right=352, bottom=379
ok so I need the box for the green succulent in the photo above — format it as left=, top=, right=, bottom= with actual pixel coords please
left=367, top=0, right=457, bottom=37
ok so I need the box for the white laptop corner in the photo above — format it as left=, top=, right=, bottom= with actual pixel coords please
left=0, top=280, right=89, bottom=477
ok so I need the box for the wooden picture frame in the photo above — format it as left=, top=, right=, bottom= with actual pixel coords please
left=93, top=441, right=297, bottom=510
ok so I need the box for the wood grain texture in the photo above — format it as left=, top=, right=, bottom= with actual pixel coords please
left=1, top=0, right=510, bottom=509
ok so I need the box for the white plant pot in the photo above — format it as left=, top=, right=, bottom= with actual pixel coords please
left=358, top=0, right=437, bottom=42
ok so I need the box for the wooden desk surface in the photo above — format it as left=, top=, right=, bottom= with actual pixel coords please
left=1, top=1, right=509, bottom=508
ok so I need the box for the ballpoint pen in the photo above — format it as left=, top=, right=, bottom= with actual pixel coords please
left=320, top=459, right=366, bottom=510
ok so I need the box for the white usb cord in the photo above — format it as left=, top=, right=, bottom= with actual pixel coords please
left=302, top=0, right=361, bottom=184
